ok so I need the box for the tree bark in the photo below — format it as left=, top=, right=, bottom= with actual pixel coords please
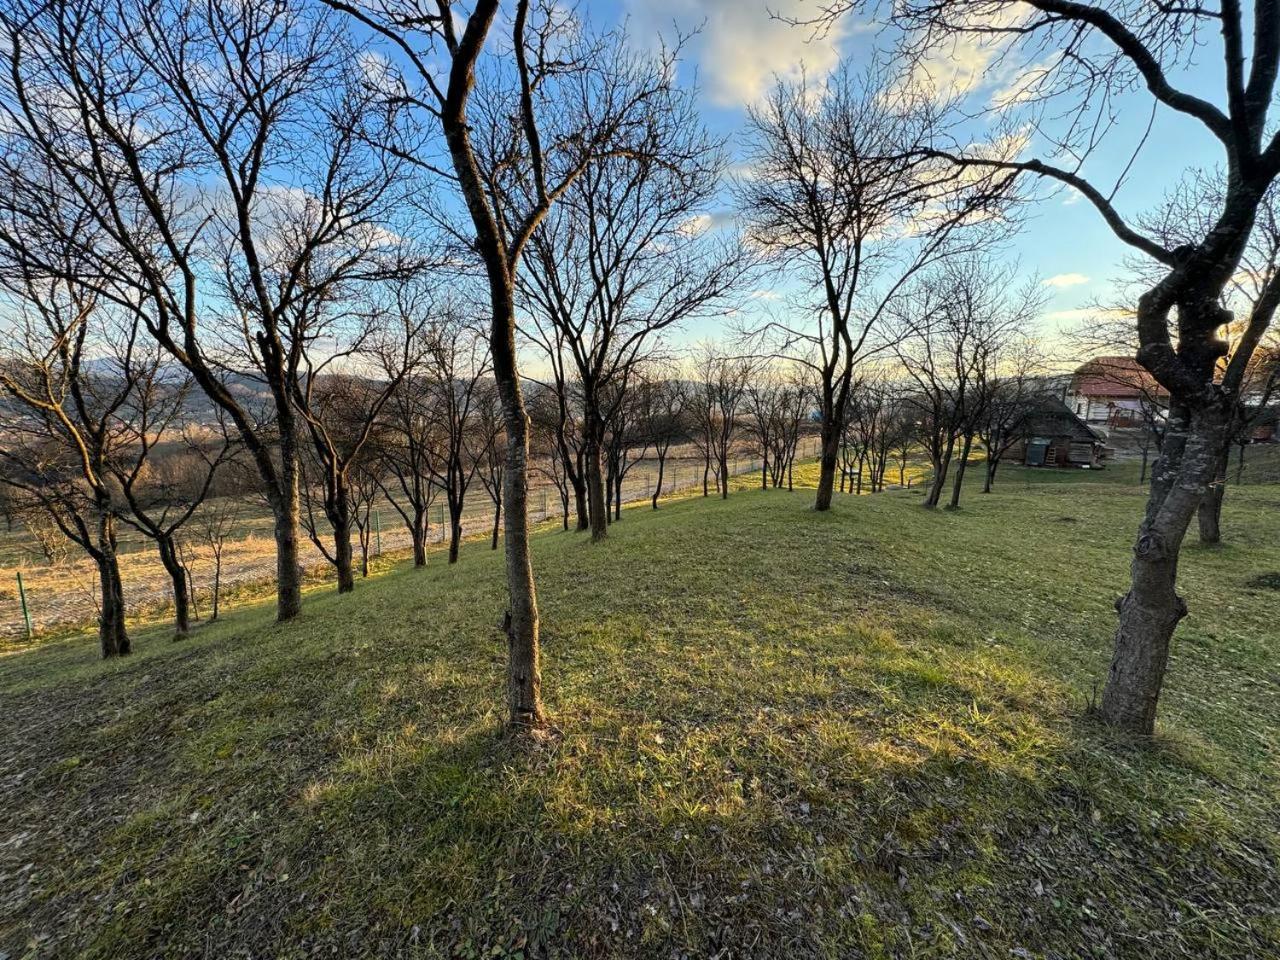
left=446, top=490, right=463, bottom=564
left=571, top=465, right=589, bottom=531
left=412, top=507, right=428, bottom=567
left=814, top=402, right=840, bottom=511
left=156, top=534, right=190, bottom=639
left=948, top=433, right=973, bottom=509
left=1196, top=444, right=1230, bottom=545
left=1101, top=405, right=1224, bottom=734
left=491, top=497, right=501, bottom=550
left=271, top=435, right=304, bottom=621
left=923, top=435, right=955, bottom=509
left=651, top=454, right=665, bottom=509
left=585, top=427, right=607, bottom=542
left=95, top=513, right=129, bottom=658
left=329, top=480, right=356, bottom=593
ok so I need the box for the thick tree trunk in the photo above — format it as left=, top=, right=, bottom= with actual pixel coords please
left=982, top=454, right=997, bottom=493
left=586, top=429, right=607, bottom=542
left=156, top=535, right=190, bottom=639
left=1101, top=405, right=1224, bottom=734
left=496, top=378, right=544, bottom=729
left=814, top=405, right=840, bottom=511
left=571, top=467, right=589, bottom=531
left=330, top=483, right=355, bottom=593
left=412, top=508, right=428, bottom=568
left=948, top=434, right=974, bottom=509
left=273, top=442, right=304, bottom=622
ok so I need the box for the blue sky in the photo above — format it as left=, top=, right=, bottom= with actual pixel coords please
left=573, top=0, right=1231, bottom=352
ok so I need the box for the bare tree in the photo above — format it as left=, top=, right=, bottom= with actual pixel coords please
left=816, top=0, right=1280, bottom=733
left=738, top=64, right=1014, bottom=513
left=0, top=271, right=139, bottom=657
left=475, top=384, right=506, bottom=551
left=323, top=0, right=684, bottom=730
left=419, top=312, right=490, bottom=564
left=636, top=376, right=691, bottom=509
left=895, top=258, right=1042, bottom=508
left=0, top=0, right=415, bottom=623
left=110, top=382, right=233, bottom=639
left=293, top=296, right=422, bottom=592
left=517, top=88, right=747, bottom=540
left=692, top=346, right=753, bottom=501
left=349, top=459, right=383, bottom=579
left=977, top=343, right=1044, bottom=493
left=195, top=497, right=243, bottom=623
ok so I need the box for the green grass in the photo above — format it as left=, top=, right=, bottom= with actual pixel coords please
left=2, top=476, right=1279, bottom=958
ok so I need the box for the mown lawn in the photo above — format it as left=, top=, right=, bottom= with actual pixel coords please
left=1, top=477, right=1278, bottom=959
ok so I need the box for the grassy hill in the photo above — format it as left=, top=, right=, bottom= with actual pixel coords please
left=2, top=476, right=1278, bottom=958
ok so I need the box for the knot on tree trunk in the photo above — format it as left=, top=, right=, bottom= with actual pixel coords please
left=500, top=610, right=512, bottom=639
left=1133, top=529, right=1172, bottom=562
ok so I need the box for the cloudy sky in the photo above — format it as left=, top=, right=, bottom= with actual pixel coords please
left=590, top=0, right=1227, bottom=349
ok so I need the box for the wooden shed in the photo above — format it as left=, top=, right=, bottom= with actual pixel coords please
left=1011, top=397, right=1107, bottom=469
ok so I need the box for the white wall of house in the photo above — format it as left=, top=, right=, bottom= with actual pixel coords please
left=1065, top=393, right=1143, bottom=424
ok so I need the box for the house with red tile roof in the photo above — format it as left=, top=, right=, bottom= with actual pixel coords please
left=1065, top=356, right=1167, bottom=427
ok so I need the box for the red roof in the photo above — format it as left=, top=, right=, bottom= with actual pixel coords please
left=1071, top=356, right=1163, bottom=399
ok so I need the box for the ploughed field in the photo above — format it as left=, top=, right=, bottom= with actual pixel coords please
left=1, top=472, right=1278, bottom=958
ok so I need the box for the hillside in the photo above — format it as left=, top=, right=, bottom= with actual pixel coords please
left=2, top=478, right=1278, bottom=958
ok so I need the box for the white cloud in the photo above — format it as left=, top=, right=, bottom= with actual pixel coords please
left=677, top=213, right=713, bottom=237
left=624, top=0, right=851, bottom=107
left=1044, top=273, right=1090, bottom=288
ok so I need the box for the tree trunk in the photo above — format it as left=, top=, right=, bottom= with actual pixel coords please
left=1100, top=405, right=1223, bottom=734
left=948, top=433, right=974, bottom=509
left=651, top=454, right=665, bottom=509
left=586, top=429, right=607, bottom=542
left=719, top=451, right=730, bottom=500
left=496, top=375, right=544, bottom=729
left=273, top=446, right=304, bottom=622
left=814, top=405, right=840, bottom=511
left=211, top=552, right=222, bottom=622
left=412, top=507, right=428, bottom=567
left=447, top=492, right=463, bottom=564
left=330, top=482, right=355, bottom=594
left=923, top=436, right=954, bottom=509
left=156, top=534, right=190, bottom=639
left=1197, top=444, right=1230, bottom=545
left=491, top=498, right=501, bottom=550
left=571, top=468, right=589, bottom=531
left=95, top=513, right=129, bottom=657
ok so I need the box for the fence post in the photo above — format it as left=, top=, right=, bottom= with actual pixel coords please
left=16, top=571, right=32, bottom=640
